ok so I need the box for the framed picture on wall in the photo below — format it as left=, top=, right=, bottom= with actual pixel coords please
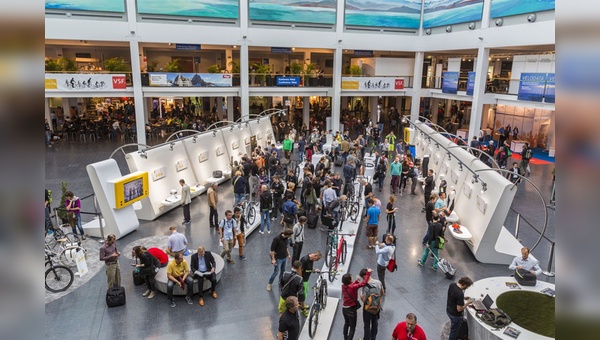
left=476, top=194, right=487, bottom=214
left=232, top=140, right=239, bottom=150
left=450, top=170, right=459, bottom=184
left=463, top=183, right=472, bottom=198
left=198, top=151, right=208, bottom=163
left=257, top=132, right=262, bottom=140
left=216, top=146, right=224, bottom=156
left=245, top=136, right=250, bottom=145
left=152, top=166, right=167, bottom=182
left=176, top=159, right=189, bottom=172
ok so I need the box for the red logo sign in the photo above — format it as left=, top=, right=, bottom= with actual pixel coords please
left=222, top=74, right=232, bottom=78
left=394, top=79, right=404, bottom=90
left=112, top=76, right=127, bottom=89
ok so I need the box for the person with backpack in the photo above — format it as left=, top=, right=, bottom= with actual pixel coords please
left=291, top=216, right=306, bottom=263
left=418, top=213, right=445, bottom=271
left=232, top=171, right=248, bottom=206
left=375, top=158, right=387, bottom=192
left=359, top=268, right=384, bottom=340
left=496, top=145, right=508, bottom=169
left=259, top=185, right=273, bottom=235
left=520, top=142, right=533, bottom=176
left=341, top=268, right=373, bottom=340
left=133, top=245, right=159, bottom=299
left=374, top=234, right=395, bottom=292
left=278, top=261, right=307, bottom=317
left=282, top=192, right=299, bottom=229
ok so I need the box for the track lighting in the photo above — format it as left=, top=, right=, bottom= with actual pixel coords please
left=212, top=131, right=217, bottom=137
left=481, top=182, right=487, bottom=192
left=192, top=136, right=197, bottom=143
left=169, top=142, right=175, bottom=151
left=458, top=162, right=463, bottom=171
left=139, top=150, right=147, bottom=159
left=447, top=152, right=452, bottom=161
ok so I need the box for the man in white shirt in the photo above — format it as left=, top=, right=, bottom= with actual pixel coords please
left=219, top=210, right=238, bottom=264
left=166, top=226, right=188, bottom=256
left=509, top=247, right=542, bottom=276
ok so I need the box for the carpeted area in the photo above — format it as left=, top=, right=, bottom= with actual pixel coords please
left=496, top=291, right=555, bottom=338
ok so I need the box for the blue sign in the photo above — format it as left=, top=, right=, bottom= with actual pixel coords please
left=442, top=72, right=459, bottom=94
left=466, top=72, right=476, bottom=95
left=544, top=73, right=555, bottom=103
left=276, top=76, right=300, bottom=87
left=354, top=50, right=374, bottom=57
left=271, top=47, right=292, bottom=54
left=176, top=44, right=201, bottom=51
left=518, top=73, right=546, bottom=102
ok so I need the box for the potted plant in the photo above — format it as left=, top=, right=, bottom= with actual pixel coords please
left=146, top=61, right=158, bottom=72
left=45, top=58, right=62, bottom=71
left=251, top=62, right=270, bottom=86
left=207, top=64, right=222, bottom=73
left=303, top=62, right=316, bottom=86
left=228, top=60, right=240, bottom=74
left=58, top=181, right=69, bottom=224
left=103, top=57, right=130, bottom=72
left=165, top=59, right=183, bottom=73
left=57, top=57, right=78, bottom=71
left=349, top=65, right=362, bottom=76
left=290, top=62, right=303, bottom=76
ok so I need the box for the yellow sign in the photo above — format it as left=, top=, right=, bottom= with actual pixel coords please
left=45, top=78, right=57, bottom=89
left=341, top=80, right=359, bottom=90
left=404, top=127, right=411, bottom=144
left=113, top=171, right=149, bottom=209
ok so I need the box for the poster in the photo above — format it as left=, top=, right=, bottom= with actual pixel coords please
left=517, top=73, right=546, bottom=102
left=45, top=74, right=127, bottom=91
left=148, top=73, right=232, bottom=87
left=544, top=73, right=555, bottom=103
left=45, top=0, right=125, bottom=12
left=491, top=0, right=555, bottom=18
left=341, top=77, right=405, bottom=91
left=250, top=0, right=335, bottom=25
left=138, top=0, right=239, bottom=19
left=423, top=0, right=484, bottom=28
left=466, top=71, right=476, bottom=95
left=442, top=72, right=459, bottom=94
left=345, top=0, right=421, bottom=29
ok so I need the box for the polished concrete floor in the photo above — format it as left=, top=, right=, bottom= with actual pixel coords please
left=45, top=135, right=555, bottom=340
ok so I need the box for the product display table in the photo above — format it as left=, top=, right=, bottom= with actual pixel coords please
left=449, top=224, right=472, bottom=241
left=465, top=276, right=555, bottom=340
left=446, top=211, right=460, bottom=223
left=190, top=184, right=206, bottom=198
left=155, top=252, right=224, bottom=296
left=160, top=194, right=181, bottom=209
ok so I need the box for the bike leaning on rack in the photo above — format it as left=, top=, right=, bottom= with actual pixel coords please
left=237, top=199, right=257, bottom=226
left=45, top=250, right=74, bottom=293
left=307, top=269, right=335, bottom=338
left=321, top=228, right=355, bottom=282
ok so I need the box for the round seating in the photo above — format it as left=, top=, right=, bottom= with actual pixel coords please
left=154, top=251, right=224, bottom=296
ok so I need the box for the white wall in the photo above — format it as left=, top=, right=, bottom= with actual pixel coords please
left=509, top=54, right=555, bottom=94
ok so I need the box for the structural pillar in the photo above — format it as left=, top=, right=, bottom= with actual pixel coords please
left=331, top=47, right=343, bottom=132
left=410, top=51, right=425, bottom=122
left=227, top=96, right=234, bottom=121
left=217, top=97, right=224, bottom=119
left=468, top=47, right=490, bottom=139
left=303, top=96, right=310, bottom=129
left=45, top=98, right=52, bottom=131
left=126, top=0, right=146, bottom=146
left=62, top=98, right=70, bottom=118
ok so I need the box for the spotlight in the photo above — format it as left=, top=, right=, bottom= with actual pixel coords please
left=445, top=26, right=452, bottom=33
left=436, top=143, right=439, bottom=150
left=481, top=182, right=487, bottom=192
left=527, top=13, right=537, bottom=23
left=192, top=136, right=197, bottom=143
left=425, top=28, right=432, bottom=35
left=471, top=175, right=479, bottom=183
left=458, top=162, right=463, bottom=171
left=245, top=122, right=249, bottom=128
left=468, top=22, right=476, bottom=30
left=230, top=126, right=235, bottom=131
left=447, top=152, right=452, bottom=161
left=139, top=150, right=147, bottom=159
left=402, top=116, right=409, bottom=124
left=212, top=131, right=217, bottom=137
left=495, top=18, right=503, bottom=27
left=169, top=142, right=175, bottom=151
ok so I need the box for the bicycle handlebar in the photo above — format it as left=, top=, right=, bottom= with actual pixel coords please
left=318, top=228, right=355, bottom=236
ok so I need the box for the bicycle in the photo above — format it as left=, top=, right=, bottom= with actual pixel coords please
left=321, top=228, right=355, bottom=282
left=45, top=224, right=80, bottom=253
left=307, top=269, right=333, bottom=338
left=237, top=199, right=257, bottom=226
left=339, top=198, right=360, bottom=223
left=46, top=236, right=87, bottom=268
left=45, top=250, right=74, bottom=293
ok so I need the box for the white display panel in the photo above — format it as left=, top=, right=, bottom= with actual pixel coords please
left=250, top=117, right=276, bottom=149
left=219, top=123, right=253, bottom=162
left=182, top=131, right=232, bottom=186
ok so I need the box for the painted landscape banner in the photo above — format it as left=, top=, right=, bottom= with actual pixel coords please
left=345, top=0, right=422, bottom=29
left=517, top=73, right=546, bottom=102
left=442, top=72, right=459, bottom=94
left=491, top=0, right=555, bottom=18
left=138, top=0, right=239, bottom=19
left=148, top=73, right=233, bottom=87
left=45, top=0, right=125, bottom=12
left=249, top=0, right=336, bottom=25
left=423, top=0, right=484, bottom=29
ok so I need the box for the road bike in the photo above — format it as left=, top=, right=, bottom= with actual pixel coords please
left=307, top=270, right=333, bottom=338
left=321, top=227, right=355, bottom=282
left=339, top=198, right=360, bottom=223
left=45, top=250, right=74, bottom=293
left=237, top=199, right=258, bottom=226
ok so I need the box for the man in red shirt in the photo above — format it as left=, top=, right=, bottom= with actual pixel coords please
left=392, top=313, right=427, bottom=340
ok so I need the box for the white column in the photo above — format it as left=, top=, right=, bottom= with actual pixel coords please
left=125, top=0, right=146, bottom=147
left=468, top=47, right=490, bottom=138
left=45, top=98, right=52, bottom=131
left=331, top=47, right=343, bottom=132
left=370, top=97, right=378, bottom=124
left=217, top=97, right=224, bottom=119
left=410, top=51, right=425, bottom=122
left=227, top=96, right=234, bottom=121
left=303, top=96, right=310, bottom=128
left=225, top=48, right=233, bottom=72
left=240, top=0, right=250, bottom=120
left=62, top=98, right=70, bottom=118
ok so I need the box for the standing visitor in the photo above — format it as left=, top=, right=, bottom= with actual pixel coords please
left=341, top=268, right=373, bottom=340
left=99, top=234, right=121, bottom=288
left=179, top=179, right=191, bottom=224
left=207, top=182, right=218, bottom=228
left=219, top=210, right=237, bottom=264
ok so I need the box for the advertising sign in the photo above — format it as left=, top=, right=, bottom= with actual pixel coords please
left=341, top=77, right=405, bottom=91
left=271, top=47, right=293, bottom=54
left=75, top=250, right=88, bottom=277
left=442, top=72, right=459, bottom=94
left=466, top=72, right=476, bottom=95
left=276, top=76, right=300, bottom=86
left=353, top=50, right=374, bottom=57
left=45, top=74, right=127, bottom=91
left=148, top=73, right=232, bottom=87
left=176, top=44, right=201, bottom=51
left=544, top=73, right=555, bottom=103
left=517, top=73, right=546, bottom=102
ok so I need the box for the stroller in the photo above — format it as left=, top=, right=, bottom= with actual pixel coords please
left=430, top=249, right=457, bottom=279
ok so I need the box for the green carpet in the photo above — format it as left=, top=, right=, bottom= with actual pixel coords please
left=496, top=291, right=555, bottom=338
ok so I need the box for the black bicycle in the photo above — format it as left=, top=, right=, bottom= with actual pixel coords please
left=45, top=250, right=74, bottom=293
left=237, top=199, right=257, bottom=226
left=308, top=270, right=332, bottom=338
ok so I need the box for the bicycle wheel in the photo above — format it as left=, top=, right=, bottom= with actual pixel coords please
left=320, top=280, right=328, bottom=310
left=340, top=239, right=348, bottom=265
left=247, top=205, right=256, bottom=225
left=325, top=238, right=332, bottom=267
left=349, top=203, right=360, bottom=222
left=308, top=303, right=320, bottom=338
left=45, top=265, right=74, bottom=293
left=328, top=256, right=337, bottom=282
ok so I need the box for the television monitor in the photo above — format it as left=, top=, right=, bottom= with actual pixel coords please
left=112, top=171, right=149, bottom=209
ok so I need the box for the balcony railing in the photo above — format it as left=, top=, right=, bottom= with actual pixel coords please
left=45, top=71, right=133, bottom=86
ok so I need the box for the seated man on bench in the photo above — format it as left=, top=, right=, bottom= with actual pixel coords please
left=166, top=226, right=189, bottom=256
left=190, top=246, right=218, bottom=306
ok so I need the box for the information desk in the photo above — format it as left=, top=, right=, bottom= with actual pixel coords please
left=465, top=276, right=555, bottom=340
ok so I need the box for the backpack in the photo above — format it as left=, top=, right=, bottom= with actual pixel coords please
left=479, top=308, right=512, bottom=329
left=523, top=148, right=533, bottom=160
left=326, top=198, right=340, bottom=211
left=146, top=252, right=160, bottom=274
left=363, top=283, right=382, bottom=314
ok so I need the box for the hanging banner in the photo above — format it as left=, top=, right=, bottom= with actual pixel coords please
left=544, top=73, right=555, bottom=103
left=517, top=73, right=546, bottom=102
left=45, top=74, right=127, bottom=91
left=148, top=73, right=232, bottom=87
left=442, top=72, right=459, bottom=94
left=341, top=77, right=405, bottom=91
left=466, top=72, right=476, bottom=95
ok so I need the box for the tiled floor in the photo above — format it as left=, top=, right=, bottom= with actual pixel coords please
left=45, top=136, right=555, bottom=340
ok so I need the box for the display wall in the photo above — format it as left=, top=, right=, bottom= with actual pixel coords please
left=219, top=123, right=253, bottom=162
left=250, top=116, right=276, bottom=149
left=45, top=0, right=125, bottom=12
left=490, top=0, right=555, bottom=18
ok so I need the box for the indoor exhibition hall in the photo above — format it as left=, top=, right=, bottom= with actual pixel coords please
left=45, top=1, right=556, bottom=339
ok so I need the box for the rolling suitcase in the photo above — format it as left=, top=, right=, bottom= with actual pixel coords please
left=431, top=251, right=456, bottom=280
left=307, top=212, right=319, bottom=229
left=334, top=158, right=343, bottom=167
left=106, top=286, right=126, bottom=307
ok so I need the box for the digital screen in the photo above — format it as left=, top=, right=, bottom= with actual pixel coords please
left=123, top=178, right=144, bottom=203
